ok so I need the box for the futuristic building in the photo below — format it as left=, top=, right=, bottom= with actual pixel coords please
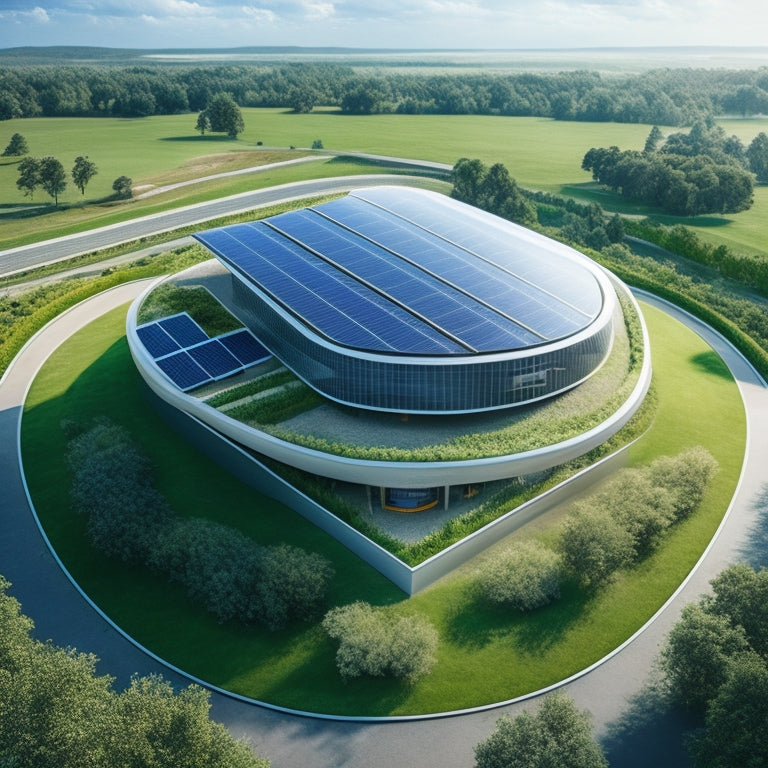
left=127, top=185, right=649, bottom=537
left=192, top=186, right=616, bottom=414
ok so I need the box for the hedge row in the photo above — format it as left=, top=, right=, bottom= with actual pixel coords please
left=67, top=419, right=334, bottom=630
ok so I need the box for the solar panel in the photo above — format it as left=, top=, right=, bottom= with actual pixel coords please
left=136, top=322, right=180, bottom=358
left=218, top=329, right=271, bottom=365
left=158, top=313, right=208, bottom=347
left=198, top=225, right=465, bottom=354
left=187, top=339, right=243, bottom=379
left=270, top=211, right=542, bottom=351
left=155, top=351, right=212, bottom=391
left=193, top=187, right=607, bottom=358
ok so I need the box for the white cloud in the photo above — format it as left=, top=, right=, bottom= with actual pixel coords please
left=303, top=1, right=335, bottom=20
left=30, top=6, right=50, bottom=23
left=242, top=5, right=278, bottom=24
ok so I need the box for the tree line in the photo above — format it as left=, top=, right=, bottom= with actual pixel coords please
left=2, top=62, right=768, bottom=124
left=583, top=120, right=768, bottom=216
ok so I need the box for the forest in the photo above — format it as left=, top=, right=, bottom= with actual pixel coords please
left=1, top=60, right=768, bottom=124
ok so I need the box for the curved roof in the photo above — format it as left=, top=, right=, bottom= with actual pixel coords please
left=194, top=187, right=605, bottom=356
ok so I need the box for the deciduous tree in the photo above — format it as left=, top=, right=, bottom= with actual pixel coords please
left=474, top=693, right=607, bottom=768
left=38, top=155, right=67, bottom=204
left=660, top=602, right=749, bottom=714
left=205, top=92, right=245, bottom=138
left=72, top=154, right=97, bottom=195
left=112, top=175, right=132, bottom=198
left=15, top=155, right=40, bottom=198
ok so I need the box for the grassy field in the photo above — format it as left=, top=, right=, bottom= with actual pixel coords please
left=20, top=300, right=745, bottom=716
left=3, top=110, right=767, bottom=254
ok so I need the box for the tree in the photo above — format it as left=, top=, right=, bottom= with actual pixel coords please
left=748, top=132, right=768, bottom=182
left=0, top=576, right=268, bottom=767
left=452, top=157, right=487, bottom=204
left=643, top=125, right=663, bottom=154
left=195, top=110, right=210, bottom=135
left=707, top=563, right=768, bottom=657
left=474, top=693, right=608, bottom=768
left=689, top=652, right=768, bottom=768
left=660, top=602, right=749, bottom=714
left=112, top=175, right=132, bottom=198
left=2, top=132, right=28, bottom=156
left=72, top=154, right=97, bottom=195
left=37, top=155, right=67, bottom=205
left=205, top=92, right=245, bottom=138
left=16, top=155, right=40, bottom=198
left=479, top=540, right=562, bottom=612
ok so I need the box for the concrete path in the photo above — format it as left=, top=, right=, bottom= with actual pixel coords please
left=1, top=279, right=767, bottom=767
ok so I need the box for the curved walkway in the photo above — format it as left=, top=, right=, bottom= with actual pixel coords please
left=2, top=288, right=767, bottom=765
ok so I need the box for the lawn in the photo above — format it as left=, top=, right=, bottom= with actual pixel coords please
left=20, top=298, right=745, bottom=716
left=3, top=110, right=767, bottom=254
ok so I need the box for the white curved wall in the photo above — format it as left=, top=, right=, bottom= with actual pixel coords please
left=126, top=278, right=651, bottom=489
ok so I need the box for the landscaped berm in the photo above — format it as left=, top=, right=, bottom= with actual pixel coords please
left=127, top=185, right=651, bottom=591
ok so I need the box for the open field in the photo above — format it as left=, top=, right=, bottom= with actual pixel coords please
left=20, top=300, right=744, bottom=716
left=2, top=110, right=767, bottom=255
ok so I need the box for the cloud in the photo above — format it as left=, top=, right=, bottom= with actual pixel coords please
left=242, top=5, right=278, bottom=24
left=30, top=6, right=50, bottom=22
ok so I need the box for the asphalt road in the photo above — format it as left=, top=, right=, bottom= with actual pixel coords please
left=1, top=193, right=767, bottom=766
left=0, top=171, right=445, bottom=277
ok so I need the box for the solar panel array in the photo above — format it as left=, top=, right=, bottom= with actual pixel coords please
left=136, top=312, right=271, bottom=391
left=194, top=187, right=605, bottom=356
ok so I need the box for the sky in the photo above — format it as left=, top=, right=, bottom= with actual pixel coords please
left=1, top=0, right=768, bottom=51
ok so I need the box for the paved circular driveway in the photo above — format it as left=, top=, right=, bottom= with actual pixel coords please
left=2, top=280, right=767, bottom=767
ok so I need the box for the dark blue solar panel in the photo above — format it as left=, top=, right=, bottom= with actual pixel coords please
left=158, top=313, right=208, bottom=347
left=187, top=340, right=243, bottom=379
left=351, top=187, right=603, bottom=317
left=156, top=351, right=212, bottom=391
left=197, top=226, right=465, bottom=355
left=194, top=187, right=606, bottom=357
left=136, top=322, right=180, bottom=358
left=269, top=210, right=541, bottom=351
left=218, top=330, right=271, bottom=365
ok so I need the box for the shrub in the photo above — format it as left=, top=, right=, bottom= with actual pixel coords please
left=591, top=468, right=676, bottom=558
left=68, top=421, right=333, bottom=630
left=559, top=505, right=635, bottom=587
left=149, top=518, right=264, bottom=624
left=67, top=420, right=173, bottom=563
left=151, top=523, right=333, bottom=630
left=479, top=540, right=561, bottom=612
left=323, top=602, right=438, bottom=683
left=649, top=445, right=719, bottom=521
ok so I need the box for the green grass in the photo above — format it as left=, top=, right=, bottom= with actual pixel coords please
left=20, top=298, right=745, bottom=716
left=4, top=111, right=767, bottom=255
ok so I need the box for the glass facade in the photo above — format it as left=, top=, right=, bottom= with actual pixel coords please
left=231, top=276, right=614, bottom=414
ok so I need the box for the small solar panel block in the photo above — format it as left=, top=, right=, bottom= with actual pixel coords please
left=155, top=351, right=212, bottom=391
left=187, top=339, right=243, bottom=379
left=218, top=329, right=271, bottom=366
left=158, top=313, right=208, bottom=347
left=136, top=322, right=180, bottom=358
